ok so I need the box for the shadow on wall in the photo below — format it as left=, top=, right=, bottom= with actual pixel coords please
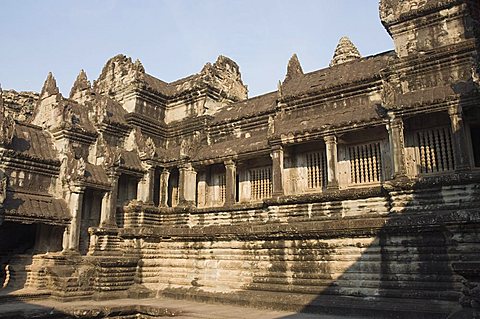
left=267, top=180, right=480, bottom=319
left=277, top=63, right=480, bottom=319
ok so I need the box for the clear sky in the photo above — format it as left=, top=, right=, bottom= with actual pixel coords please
left=0, top=0, right=393, bottom=98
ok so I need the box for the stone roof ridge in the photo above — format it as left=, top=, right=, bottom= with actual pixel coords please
left=165, top=73, right=199, bottom=87
left=40, top=72, right=60, bottom=99
left=69, top=69, right=92, bottom=99
left=301, top=50, right=394, bottom=77
left=145, top=73, right=168, bottom=85
left=330, top=36, right=362, bottom=67
left=211, top=90, right=278, bottom=124
left=284, top=54, right=304, bottom=83
left=237, top=90, right=277, bottom=103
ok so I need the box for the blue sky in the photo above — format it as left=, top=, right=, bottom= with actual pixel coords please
left=0, top=1, right=393, bottom=97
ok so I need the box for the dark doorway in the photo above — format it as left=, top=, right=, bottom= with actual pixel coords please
left=153, top=168, right=161, bottom=206
left=79, top=189, right=103, bottom=255
left=471, top=126, right=480, bottom=167
left=0, top=222, right=36, bottom=289
left=167, top=169, right=179, bottom=207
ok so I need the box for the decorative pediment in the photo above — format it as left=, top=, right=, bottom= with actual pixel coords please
left=0, top=86, right=15, bottom=147
left=93, top=54, right=145, bottom=97
left=124, top=128, right=156, bottom=159
left=199, top=55, right=248, bottom=101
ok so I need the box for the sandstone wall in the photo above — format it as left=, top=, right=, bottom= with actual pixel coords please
left=110, top=180, right=480, bottom=317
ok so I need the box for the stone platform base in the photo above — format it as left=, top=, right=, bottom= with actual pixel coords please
left=0, top=296, right=343, bottom=319
left=159, top=289, right=457, bottom=319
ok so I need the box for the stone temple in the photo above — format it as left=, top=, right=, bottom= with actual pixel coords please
left=0, top=0, right=479, bottom=318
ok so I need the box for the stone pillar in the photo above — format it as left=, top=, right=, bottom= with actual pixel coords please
left=159, top=168, right=170, bottom=207
left=388, top=114, right=407, bottom=179
left=449, top=105, right=471, bottom=171
left=224, top=160, right=236, bottom=205
left=62, top=227, right=69, bottom=251
left=324, top=135, right=339, bottom=190
left=271, top=146, right=285, bottom=196
left=67, top=187, right=84, bottom=251
left=100, top=174, right=119, bottom=227
left=179, top=163, right=197, bottom=206
left=138, top=166, right=155, bottom=205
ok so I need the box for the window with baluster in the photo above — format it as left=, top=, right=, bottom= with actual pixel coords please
left=348, top=141, right=383, bottom=184
left=249, top=166, right=272, bottom=200
left=415, top=126, right=455, bottom=174
left=305, top=151, right=327, bottom=190
left=211, top=171, right=226, bottom=205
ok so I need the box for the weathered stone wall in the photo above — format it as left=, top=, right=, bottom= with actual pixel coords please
left=2, top=90, right=38, bottom=121
left=105, top=180, right=480, bottom=317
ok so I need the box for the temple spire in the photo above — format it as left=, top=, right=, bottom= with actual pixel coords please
left=330, top=36, right=361, bottom=67
left=285, top=54, right=303, bottom=82
left=40, top=72, right=60, bottom=98
left=69, top=69, right=91, bottom=99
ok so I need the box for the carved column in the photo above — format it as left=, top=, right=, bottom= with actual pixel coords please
left=271, top=146, right=285, bottom=196
left=179, top=163, right=197, bottom=206
left=159, top=168, right=170, bottom=207
left=449, top=105, right=471, bottom=171
left=324, top=135, right=339, bottom=190
left=138, top=166, right=155, bottom=205
left=100, top=173, right=119, bottom=227
left=387, top=114, right=407, bottom=179
left=224, top=160, right=236, bottom=205
left=67, top=187, right=84, bottom=251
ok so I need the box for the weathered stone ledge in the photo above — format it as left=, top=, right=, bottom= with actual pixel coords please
left=118, top=210, right=480, bottom=241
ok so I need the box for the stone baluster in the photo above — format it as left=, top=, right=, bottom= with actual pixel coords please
left=224, top=159, right=236, bottom=205
left=159, top=168, right=170, bottom=207
left=387, top=113, right=407, bottom=179
left=271, top=146, right=285, bottom=196
left=324, top=135, right=339, bottom=190
left=179, top=163, right=197, bottom=206
left=448, top=104, right=471, bottom=171
left=100, top=173, right=119, bottom=228
left=66, top=187, right=84, bottom=251
left=138, top=166, right=155, bottom=205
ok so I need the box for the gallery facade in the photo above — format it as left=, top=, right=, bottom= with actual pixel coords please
left=1, top=0, right=479, bottom=317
